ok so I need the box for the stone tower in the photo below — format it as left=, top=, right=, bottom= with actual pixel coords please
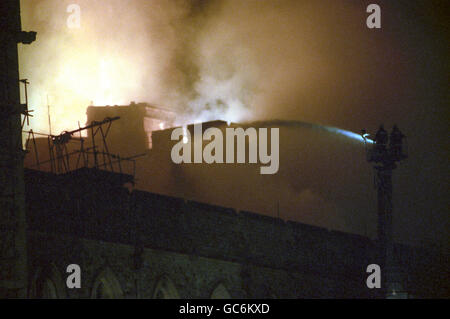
left=0, top=0, right=36, bottom=298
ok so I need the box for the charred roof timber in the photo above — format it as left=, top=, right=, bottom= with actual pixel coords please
left=86, top=102, right=176, bottom=150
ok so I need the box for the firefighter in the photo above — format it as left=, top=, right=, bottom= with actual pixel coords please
left=374, top=125, right=388, bottom=153
left=390, top=125, right=404, bottom=159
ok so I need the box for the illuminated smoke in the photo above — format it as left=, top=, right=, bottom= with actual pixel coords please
left=143, top=120, right=377, bottom=236
left=17, top=1, right=446, bottom=249
left=18, top=0, right=256, bottom=135
left=19, top=0, right=188, bottom=134
left=19, top=0, right=380, bottom=136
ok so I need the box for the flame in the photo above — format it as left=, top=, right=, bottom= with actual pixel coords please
left=19, top=0, right=257, bottom=137
left=19, top=0, right=161, bottom=136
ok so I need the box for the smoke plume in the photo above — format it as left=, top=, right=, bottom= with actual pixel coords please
left=19, top=0, right=449, bottom=249
left=20, top=0, right=395, bottom=133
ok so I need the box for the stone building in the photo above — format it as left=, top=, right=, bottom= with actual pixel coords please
left=23, top=167, right=448, bottom=298
left=86, top=102, right=176, bottom=154
left=2, top=0, right=448, bottom=299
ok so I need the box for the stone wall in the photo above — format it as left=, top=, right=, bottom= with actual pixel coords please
left=24, top=168, right=449, bottom=298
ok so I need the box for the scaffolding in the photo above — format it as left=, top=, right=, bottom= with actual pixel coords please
left=23, top=116, right=146, bottom=178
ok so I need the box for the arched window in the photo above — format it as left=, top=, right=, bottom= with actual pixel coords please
left=38, top=278, right=58, bottom=298
left=211, top=283, right=231, bottom=299
left=153, top=275, right=180, bottom=299
left=30, top=264, right=66, bottom=299
left=91, top=267, right=124, bottom=299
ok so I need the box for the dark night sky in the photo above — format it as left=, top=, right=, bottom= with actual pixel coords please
left=19, top=0, right=449, bottom=251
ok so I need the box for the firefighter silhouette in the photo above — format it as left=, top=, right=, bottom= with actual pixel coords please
left=390, top=125, right=404, bottom=159
left=374, top=125, right=388, bottom=153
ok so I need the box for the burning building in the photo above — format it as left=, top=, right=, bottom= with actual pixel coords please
left=86, top=102, right=176, bottom=153
left=2, top=0, right=448, bottom=300
left=19, top=113, right=449, bottom=298
left=23, top=102, right=176, bottom=176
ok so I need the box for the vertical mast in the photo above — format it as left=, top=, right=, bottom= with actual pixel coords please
left=363, top=125, right=408, bottom=298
